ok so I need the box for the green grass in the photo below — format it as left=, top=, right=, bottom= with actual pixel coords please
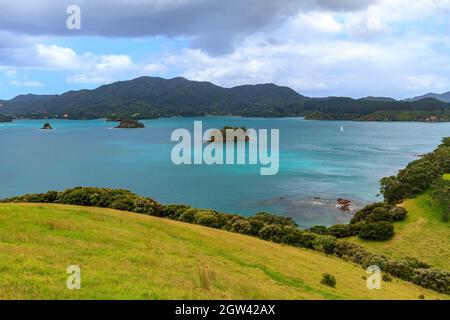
left=444, top=174, right=450, bottom=180
left=0, top=203, right=447, bottom=300
left=350, top=193, right=449, bottom=269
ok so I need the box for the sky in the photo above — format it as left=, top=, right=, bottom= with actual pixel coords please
left=1, top=0, right=450, bottom=100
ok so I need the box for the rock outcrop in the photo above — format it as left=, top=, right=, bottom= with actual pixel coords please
left=41, top=123, right=53, bottom=130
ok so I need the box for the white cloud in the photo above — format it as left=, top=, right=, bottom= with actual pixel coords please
left=36, top=44, right=79, bottom=70
left=405, top=74, right=450, bottom=91
left=10, top=79, right=44, bottom=87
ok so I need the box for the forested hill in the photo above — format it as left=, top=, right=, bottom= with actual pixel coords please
left=300, top=97, right=450, bottom=121
left=0, top=76, right=304, bottom=120
left=1, top=76, right=450, bottom=121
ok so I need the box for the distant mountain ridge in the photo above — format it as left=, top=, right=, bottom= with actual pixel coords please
left=407, top=91, right=450, bottom=103
left=1, top=76, right=450, bottom=121
left=0, top=76, right=305, bottom=119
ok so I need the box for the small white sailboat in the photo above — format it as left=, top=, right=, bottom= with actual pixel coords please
left=340, top=126, right=344, bottom=132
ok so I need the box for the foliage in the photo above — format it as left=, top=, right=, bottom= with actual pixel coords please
left=2, top=186, right=449, bottom=293
left=358, top=222, right=394, bottom=241
left=321, top=273, right=336, bottom=287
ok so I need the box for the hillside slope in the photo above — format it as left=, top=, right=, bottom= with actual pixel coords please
left=0, top=203, right=446, bottom=300
left=349, top=193, right=450, bottom=270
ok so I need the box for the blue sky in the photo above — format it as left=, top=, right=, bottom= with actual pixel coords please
left=1, top=0, right=450, bottom=100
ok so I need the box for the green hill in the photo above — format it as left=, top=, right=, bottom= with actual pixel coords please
left=2, top=76, right=450, bottom=120
left=349, top=192, right=450, bottom=270
left=0, top=203, right=446, bottom=300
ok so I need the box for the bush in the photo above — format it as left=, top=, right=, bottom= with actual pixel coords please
left=411, top=268, right=450, bottom=294
left=258, top=225, right=286, bottom=243
left=195, top=211, right=221, bottom=228
left=326, top=224, right=360, bottom=238
left=309, top=225, right=327, bottom=235
left=380, top=160, right=441, bottom=203
left=321, top=273, right=336, bottom=287
left=312, top=235, right=337, bottom=255
left=358, top=222, right=394, bottom=241
left=384, top=257, right=430, bottom=281
left=250, top=212, right=297, bottom=227
left=361, top=254, right=388, bottom=270
left=350, top=203, right=391, bottom=224
left=382, top=273, right=393, bottom=282
left=389, top=207, right=408, bottom=222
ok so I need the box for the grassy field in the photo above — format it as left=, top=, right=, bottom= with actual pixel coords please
left=350, top=193, right=449, bottom=270
left=0, top=203, right=446, bottom=300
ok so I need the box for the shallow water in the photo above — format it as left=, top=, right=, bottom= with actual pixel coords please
left=1, top=117, right=449, bottom=227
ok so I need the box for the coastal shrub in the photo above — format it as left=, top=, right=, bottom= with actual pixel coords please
left=179, top=208, right=197, bottom=223
left=411, top=269, right=450, bottom=294
left=380, top=160, right=441, bottom=203
left=326, top=224, right=359, bottom=238
left=384, top=257, right=430, bottom=281
left=228, top=219, right=253, bottom=235
left=430, top=178, right=450, bottom=222
left=382, top=274, right=393, bottom=282
left=161, top=204, right=190, bottom=220
left=309, top=225, right=327, bottom=235
left=258, top=225, right=286, bottom=242
left=312, top=235, right=337, bottom=255
left=333, top=240, right=369, bottom=264
left=361, top=254, right=388, bottom=270
left=358, top=222, right=394, bottom=241
left=388, top=207, right=408, bottom=222
left=350, top=203, right=391, bottom=224
left=195, top=211, right=221, bottom=228
left=294, top=231, right=318, bottom=249
left=249, top=212, right=298, bottom=227
left=321, top=273, right=336, bottom=287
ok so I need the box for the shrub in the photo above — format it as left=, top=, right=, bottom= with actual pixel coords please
left=309, top=225, right=327, bottom=235
left=250, top=212, right=297, bottom=227
left=384, top=257, right=430, bottom=281
left=321, top=273, right=336, bottom=287
left=258, top=225, right=286, bottom=243
left=382, top=273, right=393, bottom=282
left=358, top=222, right=394, bottom=241
left=312, top=235, right=337, bottom=255
left=326, top=224, right=352, bottom=238
left=195, top=211, right=221, bottom=228
left=388, top=207, right=408, bottom=222
left=294, top=231, right=318, bottom=249
left=411, top=268, right=450, bottom=294
left=361, top=254, right=388, bottom=270
left=229, top=219, right=252, bottom=235
left=381, top=160, right=441, bottom=203
left=350, top=203, right=391, bottom=224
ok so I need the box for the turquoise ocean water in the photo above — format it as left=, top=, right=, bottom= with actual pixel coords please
left=1, top=117, right=449, bottom=227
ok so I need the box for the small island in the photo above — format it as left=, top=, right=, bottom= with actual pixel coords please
left=41, top=123, right=53, bottom=130
left=208, top=126, right=249, bottom=142
left=115, top=119, right=145, bottom=129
